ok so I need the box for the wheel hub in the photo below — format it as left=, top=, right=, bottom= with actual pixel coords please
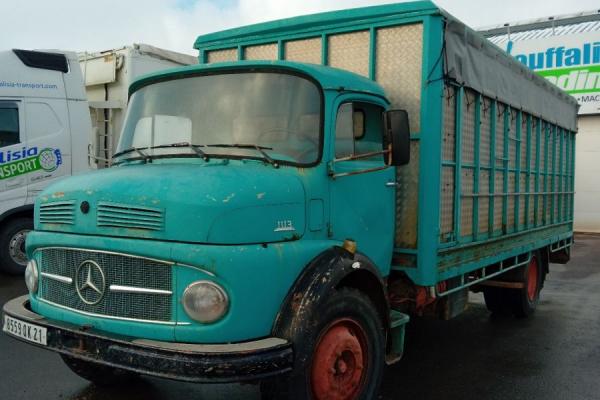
left=8, top=229, right=29, bottom=266
left=311, top=319, right=368, bottom=400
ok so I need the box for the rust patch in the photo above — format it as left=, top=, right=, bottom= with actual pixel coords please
left=291, top=292, right=303, bottom=313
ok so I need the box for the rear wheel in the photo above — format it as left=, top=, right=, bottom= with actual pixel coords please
left=61, top=355, right=138, bottom=386
left=482, top=253, right=543, bottom=318
left=510, top=254, right=542, bottom=318
left=261, top=288, right=385, bottom=400
left=0, top=217, right=32, bottom=275
left=483, top=286, right=510, bottom=315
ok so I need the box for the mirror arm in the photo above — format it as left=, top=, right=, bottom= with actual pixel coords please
left=329, top=165, right=389, bottom=179
left=333, top=149, right=390, bottom=163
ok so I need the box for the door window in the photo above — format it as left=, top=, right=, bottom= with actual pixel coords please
left=0, top=102, right=19, bottom=148
left=334, top=101, right=385, bottom=161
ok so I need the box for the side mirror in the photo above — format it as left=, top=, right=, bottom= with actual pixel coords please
left=384, top=109, right=410, bottom=166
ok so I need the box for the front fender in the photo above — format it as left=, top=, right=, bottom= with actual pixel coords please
left=273, top=246, right=389, bottom=339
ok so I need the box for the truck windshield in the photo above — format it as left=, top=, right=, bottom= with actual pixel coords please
left=116, top=71, right=322, bottom=166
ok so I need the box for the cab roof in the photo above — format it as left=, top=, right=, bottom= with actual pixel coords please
left=128, top=60, right=388, bottom=100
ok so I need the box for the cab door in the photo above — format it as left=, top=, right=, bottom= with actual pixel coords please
left=328, top=96, right=396, bottom=270
left=0, top=100, right=27, bottom=214
left=23, top=99, right=71, bottom=204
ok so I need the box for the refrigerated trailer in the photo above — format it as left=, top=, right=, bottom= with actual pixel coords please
left=79, top=44, right=197, bottom=168
left=3, top=2, right=578, bottom=399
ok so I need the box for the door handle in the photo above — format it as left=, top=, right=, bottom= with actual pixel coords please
left=385, top=181, right=399, bottom=188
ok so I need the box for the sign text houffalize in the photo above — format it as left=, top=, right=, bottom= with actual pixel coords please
left=505, top=32, right=600, bottom=115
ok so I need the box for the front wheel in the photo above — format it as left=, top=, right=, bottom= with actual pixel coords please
left=261, top=287, right=385, bottom=400
left=0, top=217, right=32, bottom=275
left=61, top=355, right=138, bottom=386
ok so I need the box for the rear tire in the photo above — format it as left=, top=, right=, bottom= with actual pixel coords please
left=261, top=287, right=385, bottom=400
left=483, top=286, right=510, bottom=315
left=61, top=355, right=138, bottom=386
left=0, top=217, right=32, bottom=275
left=482, top=253, right=543, bottom=318
left=510, top=254, right=542, bottom=318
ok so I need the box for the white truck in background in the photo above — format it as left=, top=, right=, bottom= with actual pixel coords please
left=79, top=44, right=197, bottom=168
left=0, top=45, right=196, bottom=274
left=0, top=49, right=91, bottom=274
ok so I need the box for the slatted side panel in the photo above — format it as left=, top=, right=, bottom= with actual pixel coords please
left=244, top=43, right=278, bottom=60
left=507, top=111, right=517, bottom=232
left=494, top=105, right=505, bottom=232
left=519, top=114, right=528, bottom=228
left=284, top=38, right=322, bottom=64
left=439, top=87, right=576, bottom=247
left=440, top=86, right=456, bottom=242
left=376, top=24, right=423, bottom=133
left=328, top=31, right=370, bottom=77
left=206, top=48, right=237, bottom=63
left=529, top=117, right=538, bottom=226
left=460, top=90, right=476, bottom=238
left=479, top=98, right=492, bottom=235
left=540, top=120, right=547, bottom=226
left=375, top=24, right=423, bottom=248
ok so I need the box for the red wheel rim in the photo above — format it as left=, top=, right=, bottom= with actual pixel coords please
left=311, top=318, right=368, bottom=400
left=527, top=256, right=539, bottom=302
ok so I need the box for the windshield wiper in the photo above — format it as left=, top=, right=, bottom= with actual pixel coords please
left=168, top=142, right=210, bottom=161
left=112, top=146, right=149, bottom=159
left=112, top=142, right=209, bottom=162
left=206, top=143, right=279, bottom=168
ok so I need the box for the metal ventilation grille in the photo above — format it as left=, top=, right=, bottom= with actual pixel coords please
left=37, top=248, right=173, bottom=323
left=39, top=201, right=76, bottom=225
left=97, top=202, right=164, bottom=231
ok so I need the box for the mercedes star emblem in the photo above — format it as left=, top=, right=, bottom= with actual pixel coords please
left=75, top=260, right=106, bottom=305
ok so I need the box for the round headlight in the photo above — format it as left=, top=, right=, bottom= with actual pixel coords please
left=182, top=281, right=229, bottom=323
left=25, top=259, right=38, bottom=294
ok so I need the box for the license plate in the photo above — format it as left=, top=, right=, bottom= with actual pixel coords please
left=3, top=315, right=47, bottom=346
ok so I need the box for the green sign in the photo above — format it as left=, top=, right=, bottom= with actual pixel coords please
left=539, top=64, right=600, bottom=94
left=0, top=148, right=61, bottom=180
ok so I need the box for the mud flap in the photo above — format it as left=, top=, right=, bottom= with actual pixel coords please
left=549, top=246, right=570, bottom=264
left=385, top=310, right=409, bottom=365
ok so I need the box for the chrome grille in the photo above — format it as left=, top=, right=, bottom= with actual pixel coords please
left=39, top=201, right=76, bottom=225
left=97, top=202, right=164, bottom=231
left=37, top=248, right=172, bottom=323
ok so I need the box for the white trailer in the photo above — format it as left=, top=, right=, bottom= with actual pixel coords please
left=79, top=44, right=197, bottom=167
left=0, top=45, right=197, bottom=275
left=0, top=49, right=91, bottom=274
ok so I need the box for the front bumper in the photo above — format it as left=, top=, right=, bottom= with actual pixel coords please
left=3, top=295, right=293, bottom=383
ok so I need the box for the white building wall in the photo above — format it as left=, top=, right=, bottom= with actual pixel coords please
left=575, top=115, right=600, bottom=232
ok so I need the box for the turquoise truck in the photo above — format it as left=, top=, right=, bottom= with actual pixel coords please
left=3, top=2, right=578, bottom=399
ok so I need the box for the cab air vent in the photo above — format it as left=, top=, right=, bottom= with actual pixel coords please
left=97, top=202, right=164, bottom=231
left=39, top=200, right=76, bottom=225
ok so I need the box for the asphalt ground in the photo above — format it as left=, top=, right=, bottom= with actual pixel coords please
left=1, top=233, right=598, bottom=399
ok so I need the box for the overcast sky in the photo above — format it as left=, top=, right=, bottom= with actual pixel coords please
left=0, top=0, right=597, bottom=55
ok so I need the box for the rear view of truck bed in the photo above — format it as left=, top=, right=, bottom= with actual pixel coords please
left=194, top=1, right=578, bottom=289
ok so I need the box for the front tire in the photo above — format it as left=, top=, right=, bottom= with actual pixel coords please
left=261, top=287, right=385, bottom=400
left=61, top=355, right=138, bottom=386
left=0, top=217, right=32, bottom=275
